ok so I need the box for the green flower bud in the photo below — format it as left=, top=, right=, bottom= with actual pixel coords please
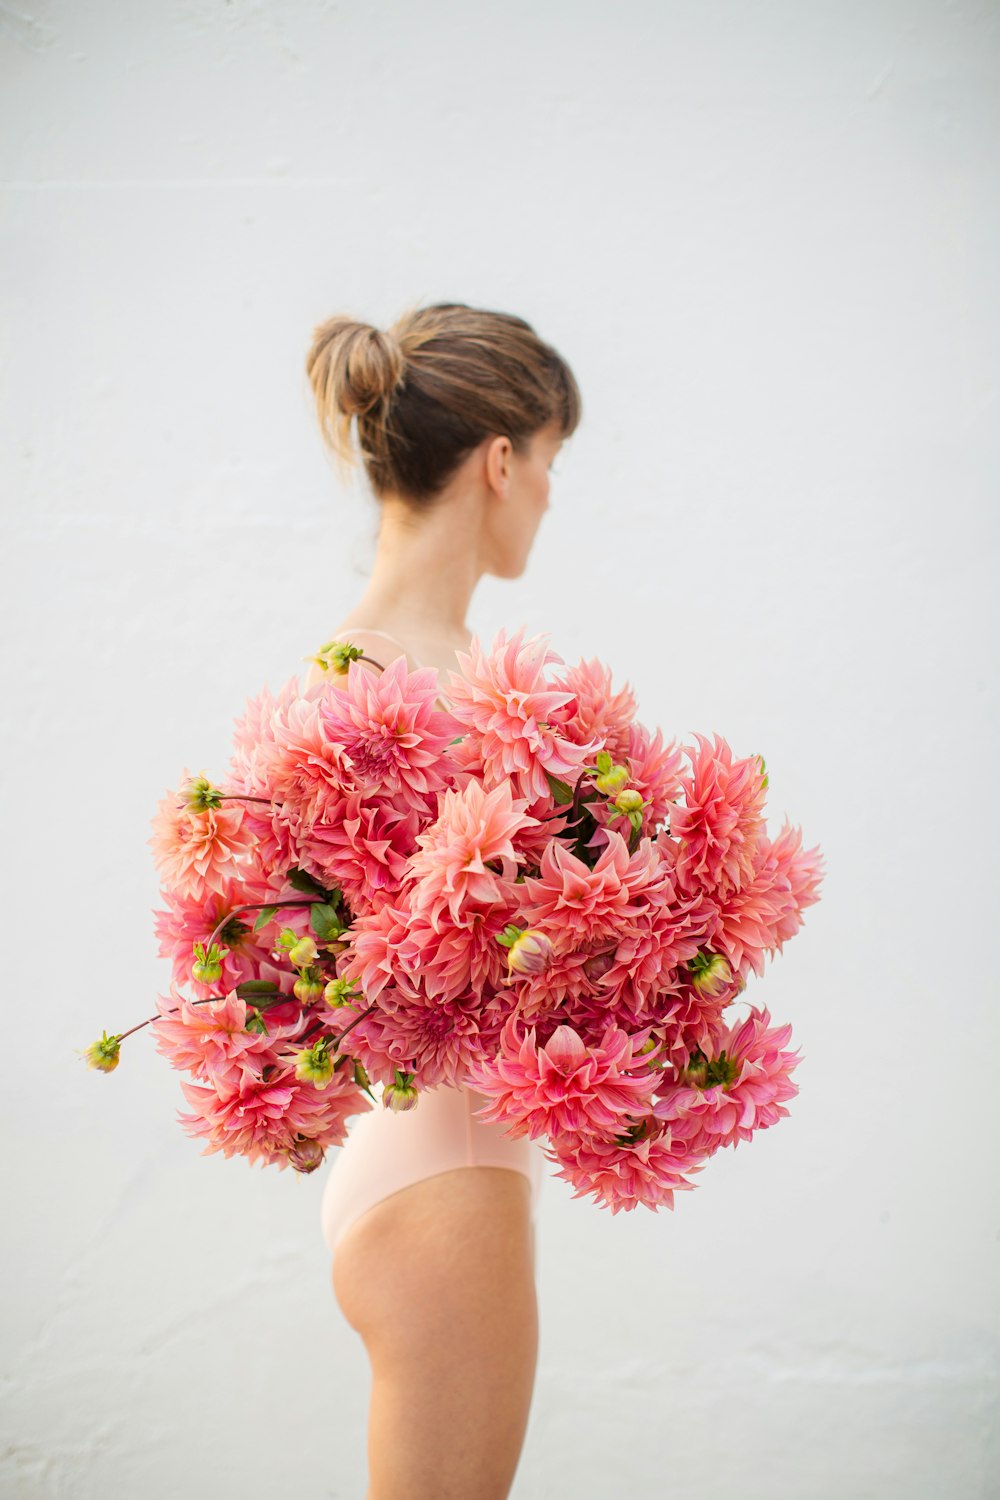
left=192, top=939, right=228, bottom=984
left=295, top=1038, right=334, bottom=1089
left=595, top=763, right=629, bottom=795
left=181, top=774, right=223, bottom=811
left=288, top=935, right=319, bottom=968
left=293, top=968, right=326, bottom=1003
left=82, top=1030, right=122, bottom=1073
left=324, top=977, right=361, bottom=1008
left=383, top=1069, right=419, bottom=1112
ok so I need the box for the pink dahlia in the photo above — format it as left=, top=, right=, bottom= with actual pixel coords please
left=408, top=778, right=537, bottom=926
left=151, top=983, right=298, bottom=1090
left=550, top=657, right=637, bottom=762
left=544, top=1127, right=707, bottom=1213
left=337, top=986, right=495, bottom=1090
left=342, top=886, right=516, bottom=1009
left=589, top=721, right=685, bottom=842
left=652, top=1004, right=802, bottom=1155
left=467, top=1017, right=661, bottom=1142
left=301, top=790, right=422, bottom=908
left=767, top=820, right=826, bottom=948
left=445, top=627, right=600, bottom=802
left=670, top=733, right=768, bottom=898
left=151, top=870, right=302, bottom=999
left=256, top=684, right=356, bottom=830
left=703, top=825, right=820, bottom=983
left=177, top=1065, right=369, bottom=1169
left=518, top=828, right=658, bottom=945
left=226, top=679, right=317, bottom=872
left=148, top=773, right=251, bottom=903
left=320, top=654, right=461, bottom=801
left=596, top=866, right=718, bottom=1015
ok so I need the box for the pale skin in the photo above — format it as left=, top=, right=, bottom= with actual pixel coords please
left=307, top=420, right=565, bottom=1500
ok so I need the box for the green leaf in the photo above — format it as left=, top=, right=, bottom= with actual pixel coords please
left=544, top=771, right=574, bottom=803
left=310, top=902, right=344, bottom=941
left=285, top=866, right=333, bottom=899
left=235, top=979, right=283, bottom=996
left=252, top=904, right=278, bottom=932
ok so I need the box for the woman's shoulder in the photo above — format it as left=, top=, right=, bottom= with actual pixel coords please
left=300, top=624, right=415, bottom=693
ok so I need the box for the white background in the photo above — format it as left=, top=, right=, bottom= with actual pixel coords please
left=2, top=2, right=998, bottom=1496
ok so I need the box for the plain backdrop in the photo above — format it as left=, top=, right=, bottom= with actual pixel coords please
left=2, top=2, right=998, bottom=1497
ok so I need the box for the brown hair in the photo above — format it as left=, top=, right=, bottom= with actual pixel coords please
left=304, top=300, right=582, bottom=505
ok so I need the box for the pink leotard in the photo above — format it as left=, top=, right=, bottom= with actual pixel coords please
left=305, top=627, right=545, bottom=1257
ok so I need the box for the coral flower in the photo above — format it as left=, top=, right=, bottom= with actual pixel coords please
left=445, top=627, right=600, bottom=802
left=544, top=1128, right=708, bottom=1213
left=320, top=654, right=461, bottom=799
left=550, top=657, right=637, bottom=762
left=408, top=779, right=537, bottom=925
left=151, top=983, right=297, bottom=1090
left=467, top=1017, right=662, bottom=1141
left=519, top=829, right=657, bottom=945
left=652, top=1004, right=802, bottom=1155
left=302, top=790, right=422, bottom=906
left=704, top=824, right=823, bottom=982
left=148, top=772, right=251, bottom=902
left=670, top=733, right=768, bottom=898
left=177, top=1066, right=369, bottom=1168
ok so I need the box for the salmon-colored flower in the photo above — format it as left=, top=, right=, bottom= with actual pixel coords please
left=651, top=1004, right=802, bottom=1154
left=670, top=733, right=768, bottom=898
left=445, top=628, right=599, bottom=802
left=544, top=1127, right=708, bottom=1213
left=550, top=657, right=637, bottom=762
left=177, top=1065, right=369, bottom=1168
left=468, top=1017, right=661, bottom=1141
left=408, top=779, right=536, bottom=925
left=320, top=654, right=460, bottom=800
left=151, top=982, right=296, bottom=1090
left=148, top=772, right=251, bottom=903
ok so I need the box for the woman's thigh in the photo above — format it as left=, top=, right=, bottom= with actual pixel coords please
left=333, top=1166, right=538, bottom=1500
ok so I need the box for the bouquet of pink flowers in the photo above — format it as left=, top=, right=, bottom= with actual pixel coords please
left=84, top=627, right=824, bottom=1213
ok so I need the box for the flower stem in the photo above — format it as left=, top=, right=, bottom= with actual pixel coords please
left=204, top=898, right=323, bottom=953
left=113, top=989, right=291, bottom=1044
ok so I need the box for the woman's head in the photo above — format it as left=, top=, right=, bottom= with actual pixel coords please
left=305, top=301, right=581, bottom=578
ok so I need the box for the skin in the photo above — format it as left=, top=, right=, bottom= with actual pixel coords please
left=314, top=419, right=565, bottom=1500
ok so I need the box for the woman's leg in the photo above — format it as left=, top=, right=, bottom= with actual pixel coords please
left=332, top=1165, right=538, bottom=1500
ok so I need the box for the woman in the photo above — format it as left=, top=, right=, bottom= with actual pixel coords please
left=300, top=302, right=582, bottom=1500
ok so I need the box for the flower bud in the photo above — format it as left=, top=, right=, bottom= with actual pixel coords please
left=181, top=773, right=223, bottom=811
left=614, top=788, right=644, bottom=815
left=288, top=935, right=319, bottom=968
left=383, top=1070, right=419, bottom=1112
left=595, top=762, right=629, bottom=796
left=324, top=977, right=360, bottom=1008
left=295, top=1039, right=333, bottom=1088
left=288, top=1137, right=325, bottom=1173
left=82, top=1030, right=122, bottom=1073
left=192, top=940, right=227, bottom=984
left=307, top=640, right=365, bottom=676
left=687, top=950, right=734, bottom=1000
left=293, top=969, right=326, bottom=1003
left=507, top=928, right=554, bottom=977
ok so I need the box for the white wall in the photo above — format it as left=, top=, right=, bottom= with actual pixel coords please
left=3, top=3, right=997, bottom=1496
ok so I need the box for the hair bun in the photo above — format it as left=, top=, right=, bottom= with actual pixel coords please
left=305, top=317, right=405, bottom=422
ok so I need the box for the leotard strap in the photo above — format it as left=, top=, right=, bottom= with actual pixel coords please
left=328, top=626, right=423, bottom=668
left=323, top=626, right=454, bottom=711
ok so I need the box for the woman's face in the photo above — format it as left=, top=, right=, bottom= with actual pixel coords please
left=481, top=421, right=564, bottom=578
